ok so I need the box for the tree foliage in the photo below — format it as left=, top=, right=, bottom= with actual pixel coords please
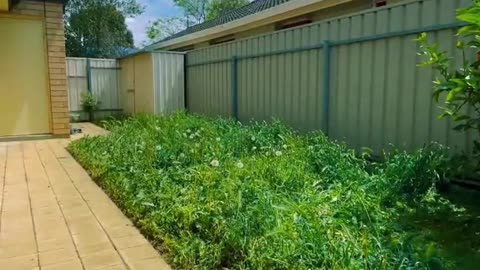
left=146, top=0, right=249, bottom=44
left=65, top=0, right=144, bottom=58
left=145, top=17, right=188, bottom=44
left=206, top=0, right=249, bottom=21
left=416, top=0, right=480, bottom=161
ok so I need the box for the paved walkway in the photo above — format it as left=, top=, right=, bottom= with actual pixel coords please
left=0, top=124, right=171, bottom=270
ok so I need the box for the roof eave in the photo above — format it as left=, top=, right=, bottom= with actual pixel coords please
left=146, top=0, right=352, bottom=51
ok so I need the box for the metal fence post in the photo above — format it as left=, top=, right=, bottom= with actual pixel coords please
left=86, top=58, right=92, bottom=92
left=322, top=40, right=331, bottom=135
left=231, top=56, right=239, bottom=120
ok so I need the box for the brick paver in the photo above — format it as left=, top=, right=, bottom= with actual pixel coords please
left=0, top=124, right=171, bottom=270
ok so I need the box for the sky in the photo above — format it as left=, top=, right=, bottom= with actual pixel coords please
left=126, top=0, right=182, bottom=47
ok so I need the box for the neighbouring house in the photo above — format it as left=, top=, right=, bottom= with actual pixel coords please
left=0, top=0, right=69, bottom=137
left=146, top=0, right=407, bottom=51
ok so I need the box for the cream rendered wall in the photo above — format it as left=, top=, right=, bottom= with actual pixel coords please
left=120, top=57, right=135, bottom=115
left=235, top=24, right=276, bottom=39
left=0, top=17, right=50, bottom=136
left=133, top=54, right=154, bottom=114
left=310, top=0, right=373, bottom=22
left=9, top=0, right=70, bottom=136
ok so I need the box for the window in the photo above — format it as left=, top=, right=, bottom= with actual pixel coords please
left=276, top=17, right=312, bottom=30
left=375, top=0, right=387, bottom=7
left=209, top=35, right=236, bottom=45
left=174, top=45, right=194, bottom=52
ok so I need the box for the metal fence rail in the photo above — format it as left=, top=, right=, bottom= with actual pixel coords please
left=66, top=57, right=123, bottom=120
left=185, top=0, right=476, bottom=154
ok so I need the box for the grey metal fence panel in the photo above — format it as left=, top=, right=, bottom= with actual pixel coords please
left=89, top=59, right=121, bottom=112
left=185, top=0, right=476, bottom=154
left=152, top=52, right=186, bottom=115
left=66, top=57, right=122, bottom=120
left=66, top=58, right=88, bottom=112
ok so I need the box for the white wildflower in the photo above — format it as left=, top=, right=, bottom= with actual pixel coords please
left=282, top=144, right=288, bottom=149
left=210, top=159, right=220, bottom=167
left=155, top=145, right=162, bottom=151
left=235, top=161, right=244, bottom=169
left=251, top=136, right=256, bottom=141
left=216, top=137, right=221, bottom=142
left=187, top=129, right=191, bottom=133
left=275, top=151, right=282, bottom=157
left=179, top=153, right=185, bottom=158
left=189, top=134, right=194, bottom=139
left=293, top=213, right=301, bottom=224
left=252, top=146, right=257, bottom=151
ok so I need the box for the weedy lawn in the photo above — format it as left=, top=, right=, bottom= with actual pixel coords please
left=68, top=113, right=479, bottom=270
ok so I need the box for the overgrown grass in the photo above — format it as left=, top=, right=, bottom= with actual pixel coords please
left=68, top=113, right=476, bottom=270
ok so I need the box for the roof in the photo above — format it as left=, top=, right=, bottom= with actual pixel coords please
left=160, top=0, right=294, bottom=43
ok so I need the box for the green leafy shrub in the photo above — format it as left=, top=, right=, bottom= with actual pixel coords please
left=416, top=0, right=480, bottom=173
left=80, top=91, right=100, bottom=122
left=69, top=113, right=464, bottom=270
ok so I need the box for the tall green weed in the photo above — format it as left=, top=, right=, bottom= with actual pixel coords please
left=69, top=113, right=457, bottom=270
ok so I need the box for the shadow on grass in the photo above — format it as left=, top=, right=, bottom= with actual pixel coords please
left=400, top=185, right=480, bottom=270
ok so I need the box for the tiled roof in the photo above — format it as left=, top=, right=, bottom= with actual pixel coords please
left=160, top=0, right=293, bottom=43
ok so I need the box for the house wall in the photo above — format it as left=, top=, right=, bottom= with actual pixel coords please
left=119, top=57, right=135, bottom=115
left=171, top=0, right=411, bottom=50
left=133, top=53, right=154, bottom=114
left=10, top=0, right=69, bottom=136
left=309, top=0, right=373, bottom=22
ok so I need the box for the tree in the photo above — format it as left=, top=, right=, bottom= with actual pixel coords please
left=416, top=0, right=480, bottom=169
left=65, top=0, right=144, bottom=58
left=146, top=0, right=249, bottom=44
left=146, top=17, right=188, bottom=44
left=174, top=0, right=209, bottom=25
left=206, top=0, right=249, bottom=21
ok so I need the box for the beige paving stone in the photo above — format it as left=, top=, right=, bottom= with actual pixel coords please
left=0, top=254, right=38, bottom=270
left=81, top=249, right=124, bottom=270
left=112, top=235, right=149, bottom=249
left=39, top=247, right=77, bottom=266
left=119, top=244, right=161, bottom=266
left=106, top=223, right=140, bottom=238
left=41, top=258, right=83, bottom=270
left=97, top=264, right=129, bottom=270
left=128, top=257, right=172, bottom=270
left=77, top=242, right=113, bottom=258
left=0, top=125, right=170, bottom=270
left=37, top=237, right=76, bottom=253
left=72, top=231, right=111, bottom=248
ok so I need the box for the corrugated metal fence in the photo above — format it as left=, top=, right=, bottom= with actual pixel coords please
left=185, top=0, right=476, bottom=154
left=153, top=52, right=186, bottom=116
left=66, top=57, right=123, bottom=120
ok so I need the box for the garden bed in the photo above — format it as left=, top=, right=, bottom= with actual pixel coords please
left=68, top=113, right=480, bottom=270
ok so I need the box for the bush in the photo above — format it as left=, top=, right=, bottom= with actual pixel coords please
left=416, top=0, right=480, bottom=174
left=69, top=113, right=457, bottom=270
left=80, top=92, right=100, bottom=122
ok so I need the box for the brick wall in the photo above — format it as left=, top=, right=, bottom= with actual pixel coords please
left=11, top=0, right=70, bottom=136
